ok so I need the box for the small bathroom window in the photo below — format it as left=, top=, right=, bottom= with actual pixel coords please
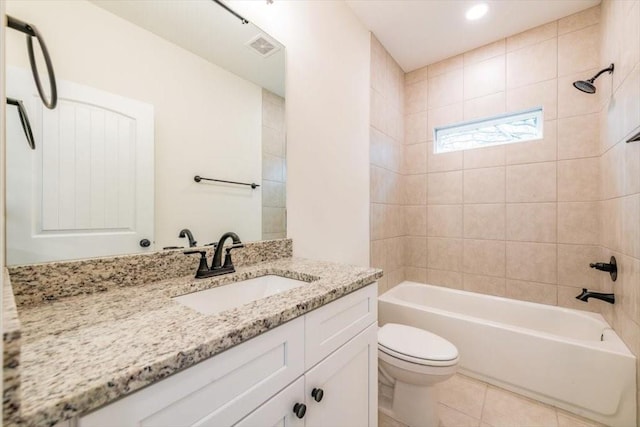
left=434, top=107, right=543, bottom=154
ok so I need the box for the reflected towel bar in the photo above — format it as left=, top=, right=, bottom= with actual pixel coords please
left=194, top=175, right=260, bottom=189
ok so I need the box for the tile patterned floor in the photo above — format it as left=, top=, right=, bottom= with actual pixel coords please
left=379, top=374, right=605, bottom=427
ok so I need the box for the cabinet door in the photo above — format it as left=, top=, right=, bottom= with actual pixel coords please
left=304, top=323, right=378, bottom=427
left=235, top=377, right=305, bottom=427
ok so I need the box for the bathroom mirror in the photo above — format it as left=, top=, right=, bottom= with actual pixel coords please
left=4, top=0, right=286, bottom=265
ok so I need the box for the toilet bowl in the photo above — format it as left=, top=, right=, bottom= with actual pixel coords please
left=378, top=323, right=459, bottom=427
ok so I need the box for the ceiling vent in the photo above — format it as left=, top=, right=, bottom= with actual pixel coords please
left=246, top=34, right=280, bottom=58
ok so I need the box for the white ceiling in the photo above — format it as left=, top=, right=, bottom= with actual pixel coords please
left=91, top=0, right=285, bottom=96
left=346, top=0, right=601, bottom=72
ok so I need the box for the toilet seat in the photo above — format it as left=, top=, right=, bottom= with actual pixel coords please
left=378, top=323, right=459, bottom=367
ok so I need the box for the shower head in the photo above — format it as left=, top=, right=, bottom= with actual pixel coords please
left=573, top=63, right=614, bottom=94
left=573, top=79, right=596, bottom=94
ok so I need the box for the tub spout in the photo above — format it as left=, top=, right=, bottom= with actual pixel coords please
left=575, top=288, right=615, bottom=304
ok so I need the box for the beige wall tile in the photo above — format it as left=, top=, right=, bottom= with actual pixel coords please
left=482, top=387, right=558, bottom=427
left=558, top=69, right=602, bottom=118
left=464, top=56, right=506, bottom=100
left=404, top=143, right=428, bottom=174
left=405, top=267, right=427, bottom=283
left=370, top=88, right=386, bottom=133
left=371, top=239, right=386, bottom=271
left=428, top=171, right=463, bottom=204
left=557, top=244, right=603, bottom=288
left=464, top=145, right=506, bottom=169
left=404, top=174, right=428, bottom=205
left=262, top=207, right=286, bottom=233
left=558, top=25, right=600, bottom=77
left=506, top=79, right=558, bottom=120
left=622, top=194, right=640, bottom=258
left=387, top=268, right=405, bottom=289
left=624, top=136, right=640, bottom=196
left=558, top=285, right=601, bottom=313
left=263, top=153, right=285, bottom=182
left=506, top=241, right=557, bottom=284
left=557, top=114, right=600, bottom=159
left=427, top=237, right=463, bottom=271
left=463, top=92, right=506, bottom=121
left=506, top=38, right=558, bottom=89
left=405, top=236, right=427, bottom=268
left=370, top=35, right=386, bottom=93
left=427, top=205, right=463, bottom=238
left=428, top=149, right=463, bottom=172
left=404, top=205, right=427, bottom=236
left=429, top=69, right=464, bottom=109
left=506, top=21, right=558, bottom=52
left=506, top=162, right=557, bottom=202
left=405, top=111, right=428, bottom=144
left=558, top=202, right=600, bottom=244
left=371, top=203, right=385, bottom=241
left=439, top=374, right=487, bottom=419
left=371, top=128, right=402, bottom=172
left=464, top=204, right=505, bottom=240
left=405, top=66, right=428, bottom=84
left=506, top=279, right=558, bottom=305
left=428, top=54, right=463, bottom=77
left=463, top=239, right=506, bottom=277
left=262, top=180, right=285, bottom=208
left=506, top=203, right=556, bottom=242
left=427, top=268, right=463, bottom=289
left=405, top=80, right=428, bottom=114
left=557, top=158, right=600, bottom=201
left=556, top=409, right=605, bottom=427
left=428, top=103, right=464, bottom=140
left=262, top=126, right=285, bottom=157
left=464, top=273, right=506, bottom=297
left=558, top=5, right=600, bottom=35
left=506, top=120, right=557, bottom=165
left=464, top=39, right=506, bottom=65
left=384, top=204, right=406, bottom=238
left=385, top=236, right=405, bottom=272
left=464, top=167, right=506, bottom=204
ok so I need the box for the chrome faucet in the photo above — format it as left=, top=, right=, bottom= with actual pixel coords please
left=184, top=232, right=244, bottom=279
left=575, top=288, right=615, bottom=304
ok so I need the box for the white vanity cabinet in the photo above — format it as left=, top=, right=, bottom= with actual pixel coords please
left=78, top=283, right=377, bottom=427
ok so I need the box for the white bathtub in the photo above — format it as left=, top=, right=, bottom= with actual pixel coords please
left=379, top=282, right=636, bottom=427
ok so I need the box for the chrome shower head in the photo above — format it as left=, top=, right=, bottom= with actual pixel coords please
left=573, top=63, right=614, bottom=94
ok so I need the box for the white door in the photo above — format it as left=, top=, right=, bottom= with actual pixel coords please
left=6, top=67, right=154, bottom=264
left=304, top=323, right=378, bottom=427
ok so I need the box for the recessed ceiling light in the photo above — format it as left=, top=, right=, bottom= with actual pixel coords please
left=466, top=3, right=489, bottom=21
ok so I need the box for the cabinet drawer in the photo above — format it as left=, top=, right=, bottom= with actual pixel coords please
left=79, top=316, right=304, bottom=427
left=304, top=283, right=377, bottom=369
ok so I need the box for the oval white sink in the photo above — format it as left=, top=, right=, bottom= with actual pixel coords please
left=173, top=275, right=307, bottom=315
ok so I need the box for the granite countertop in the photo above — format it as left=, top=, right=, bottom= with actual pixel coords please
left=11, top=257, right=382, bottom=426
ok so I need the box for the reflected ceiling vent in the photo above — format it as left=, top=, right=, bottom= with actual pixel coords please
left=246, top=34, right=280, bottom=58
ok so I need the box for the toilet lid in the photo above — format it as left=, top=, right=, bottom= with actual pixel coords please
left=378, top=323, right=458, bottom=363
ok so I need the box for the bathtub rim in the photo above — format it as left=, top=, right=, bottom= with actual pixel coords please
left=379, top=281, right=633, bottom=358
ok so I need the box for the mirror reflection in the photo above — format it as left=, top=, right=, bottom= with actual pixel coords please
left=4, top=0, right=286, bottom=265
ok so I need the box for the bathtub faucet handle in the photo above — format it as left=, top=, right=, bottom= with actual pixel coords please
left=589, top=256, right=617, bottom=281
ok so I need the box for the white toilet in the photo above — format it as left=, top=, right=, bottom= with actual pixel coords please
left=378, top=323, right=459, bottom=427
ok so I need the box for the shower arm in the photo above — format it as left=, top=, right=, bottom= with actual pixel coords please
left=589, top=64, right=615, bottom=82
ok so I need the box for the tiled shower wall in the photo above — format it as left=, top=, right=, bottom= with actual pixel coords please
left=598, top=0, right=640, bottom=417
left=262, top=89, right=286, bottom=240
left=370, top=35, right=405, bottom=293
left=401, top=6, right=606, bottom=310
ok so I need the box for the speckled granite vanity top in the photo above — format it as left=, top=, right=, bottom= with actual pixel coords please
left=2, top=240, right=382, bottom=426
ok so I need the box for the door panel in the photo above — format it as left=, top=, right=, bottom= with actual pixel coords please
left=6, top=66, right=154, bottom=264
left=234, top=377, right=305, bottom=427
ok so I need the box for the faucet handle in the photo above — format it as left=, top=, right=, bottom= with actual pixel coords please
left=184, top=250, right=209, bottom=277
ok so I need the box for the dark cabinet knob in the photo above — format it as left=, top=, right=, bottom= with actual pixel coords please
left=139, top=239, right=151, bottom=247
left=311, top=388, right=324, bottom=402
left=293, top=403, right=306, bottom=419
